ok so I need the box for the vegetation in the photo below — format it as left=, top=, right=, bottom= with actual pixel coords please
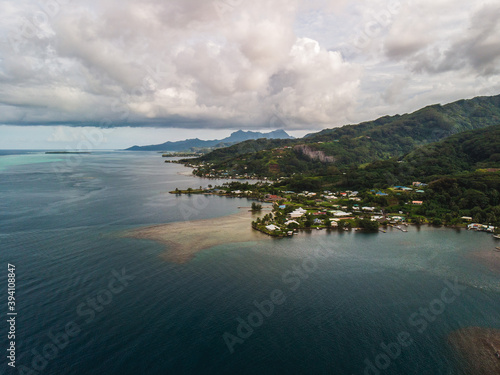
left=251, top=202, right=262, bottom=212
left=170, top=94, right=500, bottom=234
left=181, top=95, right=500, bottom=179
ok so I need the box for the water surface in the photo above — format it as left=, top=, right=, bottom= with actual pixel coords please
left=1, top=151, right=499, bottom=375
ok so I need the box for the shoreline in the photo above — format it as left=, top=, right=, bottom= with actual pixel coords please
left=122, top=207, right=500, bottom=265
left=122, top=209, right=272, bottom=263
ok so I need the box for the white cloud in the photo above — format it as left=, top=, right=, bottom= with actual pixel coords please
left=0, top=0, right=499, bottom=142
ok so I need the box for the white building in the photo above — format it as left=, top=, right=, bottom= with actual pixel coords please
left=330, top=210, right=352, bottom=217
left=289, top=207, right=307, bottom=219
left=266, top=225, right=279, bottom=231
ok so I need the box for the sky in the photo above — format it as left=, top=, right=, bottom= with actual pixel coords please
left=1, top=0, right=499, bottom=149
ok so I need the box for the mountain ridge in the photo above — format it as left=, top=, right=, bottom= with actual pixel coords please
left=190, top=94, right=500, bottom=178
left=126, top=129, right=293, bottom=151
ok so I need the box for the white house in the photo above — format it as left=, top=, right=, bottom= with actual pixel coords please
left=330, top=210, right=352, bottom=217
left=328, top=219, right=339, bottom=227
left=266, top=224, right=279, bottom=231
left=289, top=207, right=307, bottom=219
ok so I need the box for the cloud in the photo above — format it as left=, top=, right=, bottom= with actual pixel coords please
left=0, top=0, right=499, bottom=135
left=384, top=2, right=500, bottom=76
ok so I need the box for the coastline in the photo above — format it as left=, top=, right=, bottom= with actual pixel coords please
left=122, top=209, right=272, bottom=263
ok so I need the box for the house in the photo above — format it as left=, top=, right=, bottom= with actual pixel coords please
left=330, top=210, right=352, bottom=217
left=467, top=223, right=493, bottom=231
left=461, top=216, right=473, bottom=221
left=389, top=216, right=405, bottom=222
left=413, top=182, right=428, bottom=187
left=394, top=186, right=412, bottom=191
left=362, top=206, right=376, bottom=212
left=313, top=218, right=323, bottom=225
left=264, top=194, right=282, bottom=202
left=265, top=224, right=279, bottom=231
left=285, top=220, right=300, bottom=226
left=412, top=201, right=423, bottom=205
left=289, top=208, right=307, bottom=218
left=325, top=195, right=338, bottom=200
left=313, top=212, right=327, bottom=216
left=416, top=190, right=425, bottom=194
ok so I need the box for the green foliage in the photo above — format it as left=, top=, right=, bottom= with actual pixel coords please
left=251, top=202, right=262, bottom=211
left=189, top=95, right=500, bottom=180
left=357, top=219, right=380, bottom=232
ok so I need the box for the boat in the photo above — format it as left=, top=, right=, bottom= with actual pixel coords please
left=493, top=234, right=500, bottom=239
left=495, top=247, right=500, bottom=252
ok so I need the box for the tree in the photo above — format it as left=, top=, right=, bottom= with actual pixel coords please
left=251, top=202, right=262, bottom=212
left=357, top=219, right=379, bottom=232
left=304, top=214, right=314, bottom=228
left=432, top=218, right=443, bottom=226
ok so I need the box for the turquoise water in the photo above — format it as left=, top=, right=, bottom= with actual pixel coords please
left=1, top=151, right=499, bottom=375
left=0, top=151, right=64, bottom=171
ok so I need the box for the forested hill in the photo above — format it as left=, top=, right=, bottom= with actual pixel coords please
left=345, top=124, right=500, bottom=189
left=192, top=94, right=500, bottom=178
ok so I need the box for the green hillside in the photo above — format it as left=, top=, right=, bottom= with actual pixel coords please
left=186, top=94, right=500, bottom=179
left=346, top=124, right=500, bottom=189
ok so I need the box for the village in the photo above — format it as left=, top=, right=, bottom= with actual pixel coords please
left=170, top=182, right=498, bottom=238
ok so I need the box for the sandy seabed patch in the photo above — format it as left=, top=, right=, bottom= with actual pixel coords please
left=448, top=327, right=500, bottom=375
left=123, top=209, right=272, bottom=263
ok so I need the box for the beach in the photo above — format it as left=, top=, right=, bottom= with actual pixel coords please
left=123, top=208, right=272, bottom=263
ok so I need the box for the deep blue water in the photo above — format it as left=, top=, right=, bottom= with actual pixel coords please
left=1, top=151, right=499, bottom=375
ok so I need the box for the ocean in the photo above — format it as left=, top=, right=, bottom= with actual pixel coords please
left=1, top=150, right=499, bottom=375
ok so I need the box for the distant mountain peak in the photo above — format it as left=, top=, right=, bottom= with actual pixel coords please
left=125, top=129, right=293, bottom=152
